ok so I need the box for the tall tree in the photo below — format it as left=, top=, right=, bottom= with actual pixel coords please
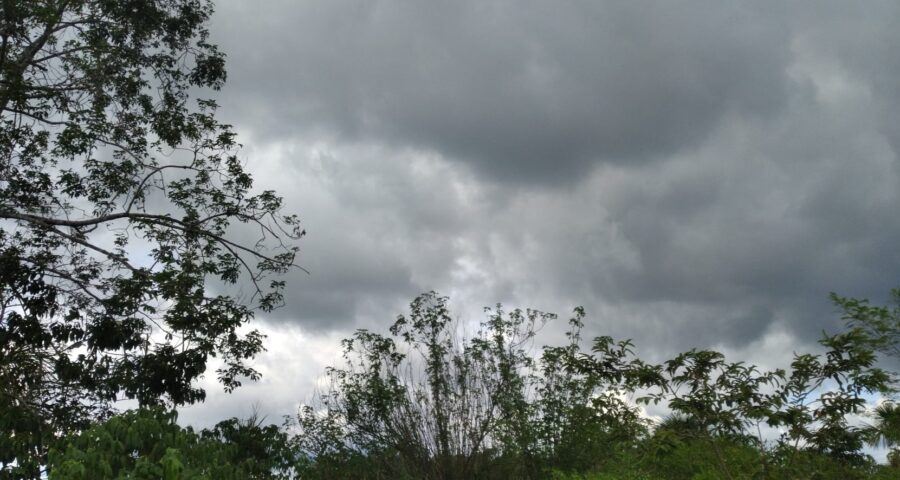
left=0, top=0, right=302, bottom=476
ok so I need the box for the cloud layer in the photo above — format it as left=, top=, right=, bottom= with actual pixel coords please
left=184, top=0, right=900, bottom=429
left=214, top=0, right=797, bottom=183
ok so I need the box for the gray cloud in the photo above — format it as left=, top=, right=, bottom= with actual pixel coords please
left=180, top=0, right=900, bottom=429
left=225, top=139, right=495, bottom=331
left=212, top=0, right=791, bottom=184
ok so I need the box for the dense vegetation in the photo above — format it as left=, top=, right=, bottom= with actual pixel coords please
left=48, top=408, right=296, bottom=480
left=49, top=291, right=900, bottom=479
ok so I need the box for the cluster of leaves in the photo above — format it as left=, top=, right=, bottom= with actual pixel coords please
left=294, top=292, right=555, bottom=479
left=48, top=407, right=298, bottom=479
left=0, top=0, right=302, bottom=476
left=291, top=292, right=899, bottom=480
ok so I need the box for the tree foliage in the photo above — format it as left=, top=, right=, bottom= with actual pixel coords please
left=294, top=292, right=899, bottom=480
left=831, top=289, right=900, bottom=365
left=294, top=292, right=560, bottom=479
left=48, top=408, right=298, bottom=480
left=24, top=291, right=900, bottom=479
left=0, top=0, right=302, bottom=476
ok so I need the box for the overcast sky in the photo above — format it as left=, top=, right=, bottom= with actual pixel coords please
left=181, top=0, right=900, bottom=428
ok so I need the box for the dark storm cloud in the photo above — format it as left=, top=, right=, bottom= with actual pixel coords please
left=197, top=1, right=900, bottom=364
left=492, top=94, right=900, bottom=351
left=211, top=0, right=791, bottom=184
left=174, top=0, right=900, bottom=438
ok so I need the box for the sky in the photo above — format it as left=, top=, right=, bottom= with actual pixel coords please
left=180, top=0, right=900, bottom=429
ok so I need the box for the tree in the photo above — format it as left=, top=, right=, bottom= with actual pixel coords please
left=775, top=328, right=892, bottom=463
left=0, top=0, right=302, bottom=476
left=831, top=289, right=900, bottom=379
left=295, top=294, right=656, bottom=480
left=861, top=401, right=900, bottom=468
left=295, top=292, right=551, bottom=480
left=540, top=315, right=655, bottom=474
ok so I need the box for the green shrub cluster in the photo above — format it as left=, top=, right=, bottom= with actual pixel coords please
left=48, top=408, right=297, bottom=480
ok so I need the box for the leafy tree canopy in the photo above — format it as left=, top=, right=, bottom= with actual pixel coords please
left=832, top=288, right=900, bottom=363
left=0, top=0, right=302, bottom=475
